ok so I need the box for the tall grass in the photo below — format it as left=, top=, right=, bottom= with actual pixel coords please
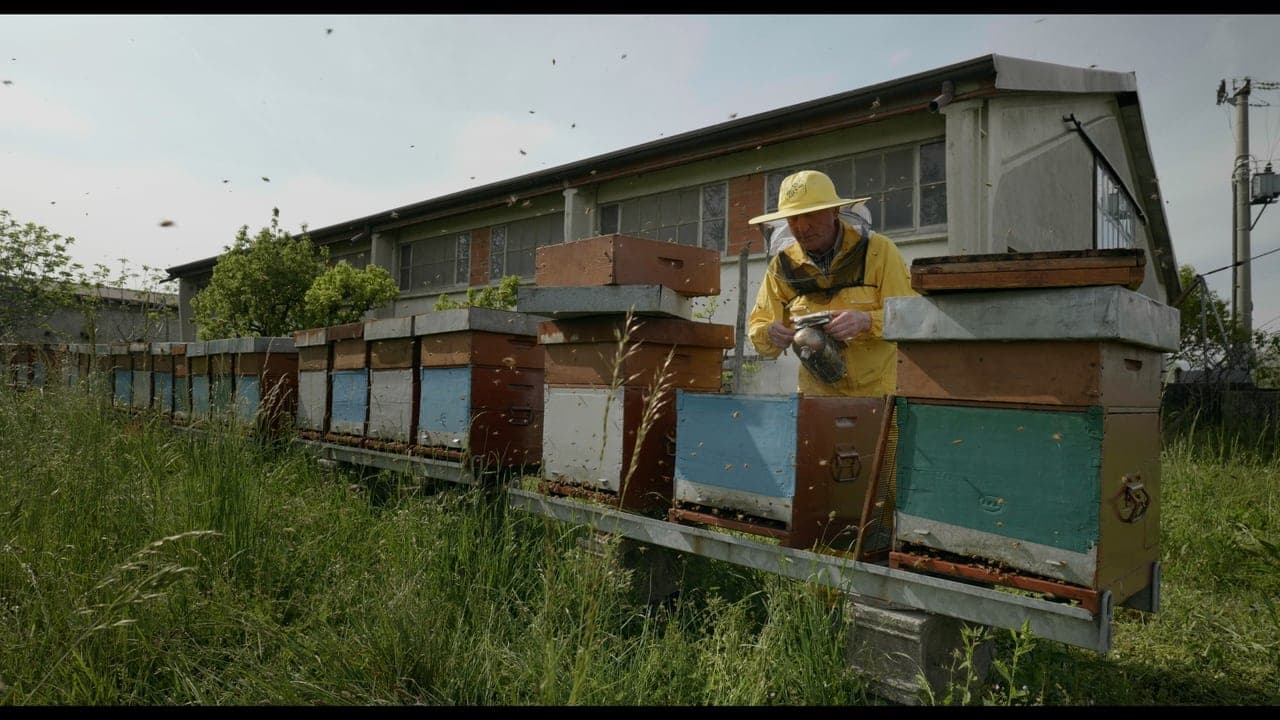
left=0, top=384, right=868, bottom=704
left=2, top=384, right=1278, bottom=705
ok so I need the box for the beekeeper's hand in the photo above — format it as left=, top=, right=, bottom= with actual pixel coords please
left=767, top=321, right=795, bottom=350
left=823, top=310, right=871, bottom=343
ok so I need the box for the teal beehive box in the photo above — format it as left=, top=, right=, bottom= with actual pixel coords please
left=885, top=284, right=1176, bottom=613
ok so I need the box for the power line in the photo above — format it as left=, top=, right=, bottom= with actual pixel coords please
left=1200, top=242, right=1280, bottom=280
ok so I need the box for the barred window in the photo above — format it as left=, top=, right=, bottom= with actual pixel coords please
left=597, top=181, right=728, bottom=253
left=1095, top=162, right=1136, bottom=249
left=399, top=232, right=471, bottom=292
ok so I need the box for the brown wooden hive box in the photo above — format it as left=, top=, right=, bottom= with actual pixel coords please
left=910, top=248, right=1145, bottom=295
left=534, top=234, right=721, bottom=297
left=538, top=316, right=734, bottom=390
left=896, top=340, right=1165, bottom=409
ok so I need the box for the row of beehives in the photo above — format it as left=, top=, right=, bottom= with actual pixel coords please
left=1, top=342, right=59, bottom=389
left=5, top=237, right=1180, bottom=618
left=5, top=338, right=299, bottom=428
left=12, top=283, right=1177, bottom=617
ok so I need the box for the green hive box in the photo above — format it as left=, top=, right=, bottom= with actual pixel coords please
left=892, top=398, right=1159, bottom=609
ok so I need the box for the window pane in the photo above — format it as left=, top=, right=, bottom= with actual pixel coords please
left=882, top=188, right=913, bottom=230
left=862, top=196, right=881, bottom=229
left=399, top=244, right=413, bottom=290
left=599, top=204, right=620, bottom=234
left=919, top=140, right=946, bottom=184
left=657, top=224, right=680, bottom=244
left=855, top=155, right=883, bottom=195
left=701, top=218, right=725, bottom=252
left=818, top=159, right=853, bottom=198
left=676, top=222, right=698, bottom=247
left=766, top=171, right=788, bottom=212
left=920, top=184, right=947, bottom=226
left=659, top=191, right=681, bottom=227
left=885, top=148, right=914, bottom=191
left=618, top=200, right=639, bottom=234
left=701, top=182, right=726, bottom=221
left=679, top=188, right=700, bottom=223
left=490, top=226, right=506, bottom=280
left=455, top=233, right=470, bottom=284
left=637, top=196, right=659, bottom=233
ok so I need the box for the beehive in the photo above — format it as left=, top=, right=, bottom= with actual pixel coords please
left=66, top=343, right=83, bottom=387
left=206, top=339, right=236, bottom=417
left=150, top=343, right=177, bottom=415
left=539, top=316, right=732, bottom=392
left=171, top=343, right=190, bottom=422
left=883, top=284, right=1179, bottom=611
left=6, top=344, right=31, bottom=389
left=186, top=342, right=210, bottom=419
left=91, top=344, right=112, bottom=400
left=671, top=393, right=886, bottom=550
left=541, top=385, right=676, bottom=510
left=129, top=342, right=152, bottom=411
left=52, top=343, right=73, bottom=387
left=109, top=342, right=132, bottom=407
left=230, top=337, right=297, bottom=429
left=412, top=308, right=545, bottom=470
left=534, top=233, right=721, bottom=296
left=537, top=314, right=733, bottom=512
left=292, top=327, right=328, bottom=436
left=326, top=323, right=368, bottom=440
left=366, top=317, right=415, bottom=447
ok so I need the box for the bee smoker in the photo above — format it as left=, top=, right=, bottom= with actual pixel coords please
left=791, top=311, right=847, bottom=384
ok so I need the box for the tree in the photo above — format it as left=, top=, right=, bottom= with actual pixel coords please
left=191, top=208, right=401, bottom=339
left=0, top=210, right=82, bottom=341
left=77, top=259, right=176, bottom=346
left=1173, top=263, right=1280, bottom=387
left=303, top=261, right=400, bottom=329
left=433, top=274, right=521, bottom=311
left=191, top=209, right=326, bottom=339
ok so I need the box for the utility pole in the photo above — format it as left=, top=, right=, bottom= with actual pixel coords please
left=1219, top=77, right=1253, bottom=336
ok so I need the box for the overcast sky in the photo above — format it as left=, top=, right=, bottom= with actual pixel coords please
left=3, top=14, right=1280, bottom=329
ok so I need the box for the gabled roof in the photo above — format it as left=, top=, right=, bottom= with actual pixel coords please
left=166, top=54, right=1178, bottom=300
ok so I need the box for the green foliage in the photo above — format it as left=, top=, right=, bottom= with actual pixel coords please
left=191, top=209, right=400, bottom=339
left=5, top=388, right=1280, bottom=705
left=433, top=274, right=520, bottom=311
left=303, top=261, right=399, bottom=329
left=1174, top=264, right=1280, bottom=387
left=0, top=210, right=82, bottom=341
left=190, top=208, right=326, bottom=339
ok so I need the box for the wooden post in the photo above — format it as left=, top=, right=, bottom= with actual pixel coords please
left=733, top=242, right=749, bottom=393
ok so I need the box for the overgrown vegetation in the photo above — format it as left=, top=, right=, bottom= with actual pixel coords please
left=1, top=386, right=1277, bottom=705
left=0, top=209, right=177, bottom=345
left=1174, top=263, right=1280, bottom=387
left=433, top=274, right=520, bottom=311
left=190, top=208, right=398, bottom=339
left=0, top=210, right=82, bottom=341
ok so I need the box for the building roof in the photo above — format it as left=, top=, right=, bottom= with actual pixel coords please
left=72, top=284, right=178, bottom=307
left=165, top=54, right=1179, bottom=300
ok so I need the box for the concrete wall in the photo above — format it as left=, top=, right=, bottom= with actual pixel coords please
left=11, top=298, right=180, bottom=344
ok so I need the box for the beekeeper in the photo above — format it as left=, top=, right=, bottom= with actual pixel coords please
left=746, top=169, right=916, bottom=397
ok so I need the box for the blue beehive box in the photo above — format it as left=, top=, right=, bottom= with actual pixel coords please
left=672, top=391, right=884, bottom=550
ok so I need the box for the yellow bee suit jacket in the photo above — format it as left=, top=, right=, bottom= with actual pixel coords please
left=747, top=221, right=916, bottom=398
